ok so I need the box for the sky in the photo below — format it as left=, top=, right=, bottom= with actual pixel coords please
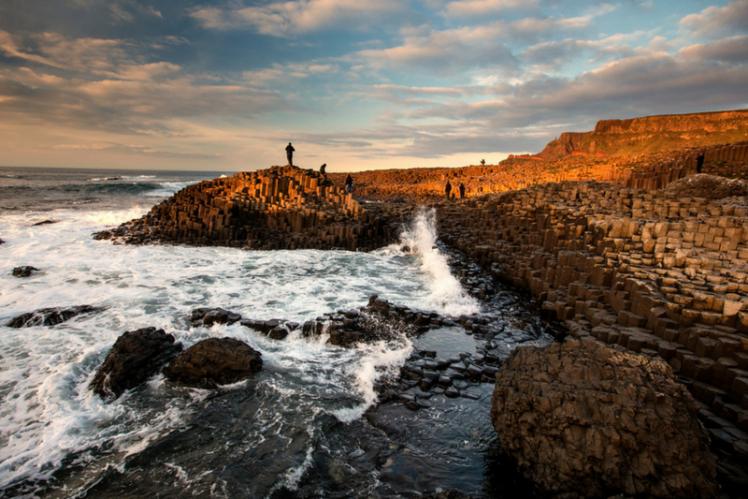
left=0, top=0, right=747, bottom=172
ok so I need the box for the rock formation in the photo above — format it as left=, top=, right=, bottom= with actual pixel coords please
left=491, top=338, right=717, bottom=498
left=90, top=327, right=183, bottom=400
left=539, top=109, right=748, bottom=160
left=94, top=165, right=410, bottom=251
left=12, top=266, right=39, bottom=277
left=436, top=179, right=748, bottom=485
left=190, top=308, right=242, bottom=327
left=163, top=337, right=262, bottom=388
left=6, top=305, right=104, bottom=327
left=328, top=110, right=748, bottom=202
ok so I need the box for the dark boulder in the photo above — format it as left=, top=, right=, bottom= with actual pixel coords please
left=491, top=338, right=717, bottom=498
left=12, top=266, right=40, bottom=278
left=190, top=307, right=242, bottom=327
left=164, top=337, right=262, bottom=388
left=90, top=327, right=183, bottom=400
left=7, top=305, right=104, bottom=327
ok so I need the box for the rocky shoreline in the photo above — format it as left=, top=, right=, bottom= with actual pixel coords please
left=80, top=156, right=748, bottom=495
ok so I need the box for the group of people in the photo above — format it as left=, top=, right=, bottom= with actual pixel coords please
left=285, top=142, right=354, bottom=194
left=444, top=180, right=466, bottom=200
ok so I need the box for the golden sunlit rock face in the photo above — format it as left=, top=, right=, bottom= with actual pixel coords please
left=330, top=110, right=748, bottom=202
left=94, top=165, right=410, bottom=250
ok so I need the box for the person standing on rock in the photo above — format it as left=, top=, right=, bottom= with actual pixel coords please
left=345, top=174, right=354, bottom=194
left=459, top=182, right=466, bottom=199
left=320, top=163, right=327, bottom=175
left=286, top=142, right=295, bottom=166
left=445, top=180, right=452, bottom=200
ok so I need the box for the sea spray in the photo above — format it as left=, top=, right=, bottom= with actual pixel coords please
left=398, top=207, right=480, bottom=317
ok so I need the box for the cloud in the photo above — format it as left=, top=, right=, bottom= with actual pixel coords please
left=443, top=0, right=539, bottom=17
left=680, top=34, right=748, bottom=63
left=190, top=0, right=405, bottom=35
left=680, top=0, right=748, bottom=38
left=408, top=37, right=748, bottom=133
left=109, top=0, right=162, bottom=24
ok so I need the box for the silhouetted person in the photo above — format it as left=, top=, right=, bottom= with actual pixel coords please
left=345, top=174, right=353, bottom=193
left=696, top=152, right=705, bottom=173
left=286, top=142, right=295, bottom=166
left=445, top=180, right=452, bottom=200
left=320, top=163, right=327, bottom=175
left=459, top=182, right=465, bottom=199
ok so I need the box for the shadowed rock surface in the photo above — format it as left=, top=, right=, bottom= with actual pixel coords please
left=164, top=337, right=263, bottom=388
left=90, top=327, right=183, bottom=400
left=190, top=307, right=241, bottom=327
left=491, top=338, right=717, bottom=498
left=6, top=305, right=104, bottom=328
left=12, top=266, right=39, bottom=277
left=94, top=165, right=411, bottom=250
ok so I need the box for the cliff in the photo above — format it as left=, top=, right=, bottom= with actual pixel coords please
left=94, top=165, right=410, bottom=251
left=539, top=109, right=748, bottom=160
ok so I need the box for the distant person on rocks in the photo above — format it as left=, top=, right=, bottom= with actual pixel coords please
left=320, top=163, right=327, bottom=175
left=286, top=142, right=295, bottom=166
left=696, top=152, right=705, bottom=173
left=445, top=180, right=452, bottom=200
left=345, top=174, right=354, bottom=193
left=459, top=182, right=466, bottom=199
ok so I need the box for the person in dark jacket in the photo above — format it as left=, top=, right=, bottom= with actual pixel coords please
left=286, top=142, right=295, bottom=165
left=445, top=180, right=452, bottom=200
left=459, top=182, right=466, bottom=199
left=320, top=163, right=327, bottom=174
left=345, top=174, right=354, bottom=193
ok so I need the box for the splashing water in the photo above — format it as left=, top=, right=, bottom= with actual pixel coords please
left=397, top=207, right=480, bottom=317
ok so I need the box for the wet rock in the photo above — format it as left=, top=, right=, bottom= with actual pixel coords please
left=491, top=338, right=717, bottom=498
left=267, top=325, right=289, bottom=340
left=32, top=219, right=58, bottom=226
left=90, top=327, right=182, bottom=400
left=190, top=308, right=241, bottom=327
left=12, top=266, right=39, bottom=278
left=164, top=337, right=262, bottom=388
left=444, top=386, right=460, bottom=398
left=6, top=305, right=104, bottom=327
left=241, top=318, right=281, bottom=334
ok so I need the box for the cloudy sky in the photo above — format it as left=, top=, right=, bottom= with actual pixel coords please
left=1, top=0, right=747, bottom=171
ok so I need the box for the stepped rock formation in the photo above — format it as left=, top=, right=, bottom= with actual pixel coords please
left=437, top=180, right=748, bottom=485
left=95, top=165, right=410, bottom=251
left=492, top=338, right=717, bottom=498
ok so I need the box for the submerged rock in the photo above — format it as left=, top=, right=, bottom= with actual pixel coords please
left=90, top=327, right=183, bottom=400
left=32, top=219, right=58, bottom=226
left=491, top=338, right=717, bottom=498
left=12, top=266, right=40, bottom=277
left=191, top=308, right=242, bottom=327
left=6, top=305, right=104, bottom=327
left=164, top=337, right=262, bottom=388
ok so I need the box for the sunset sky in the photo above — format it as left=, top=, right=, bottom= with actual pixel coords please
left=1, top=0, right=747, bottom=171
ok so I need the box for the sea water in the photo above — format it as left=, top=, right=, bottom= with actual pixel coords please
left=0, top=167, right=499, bottom=496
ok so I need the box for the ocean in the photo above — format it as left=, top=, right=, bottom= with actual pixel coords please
left=0, top=166, right=548, bottom=497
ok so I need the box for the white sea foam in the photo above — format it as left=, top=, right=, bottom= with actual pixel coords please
left=0, top=203, right=477, bottom=492
left=396, top=207, right=480, bottom=317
